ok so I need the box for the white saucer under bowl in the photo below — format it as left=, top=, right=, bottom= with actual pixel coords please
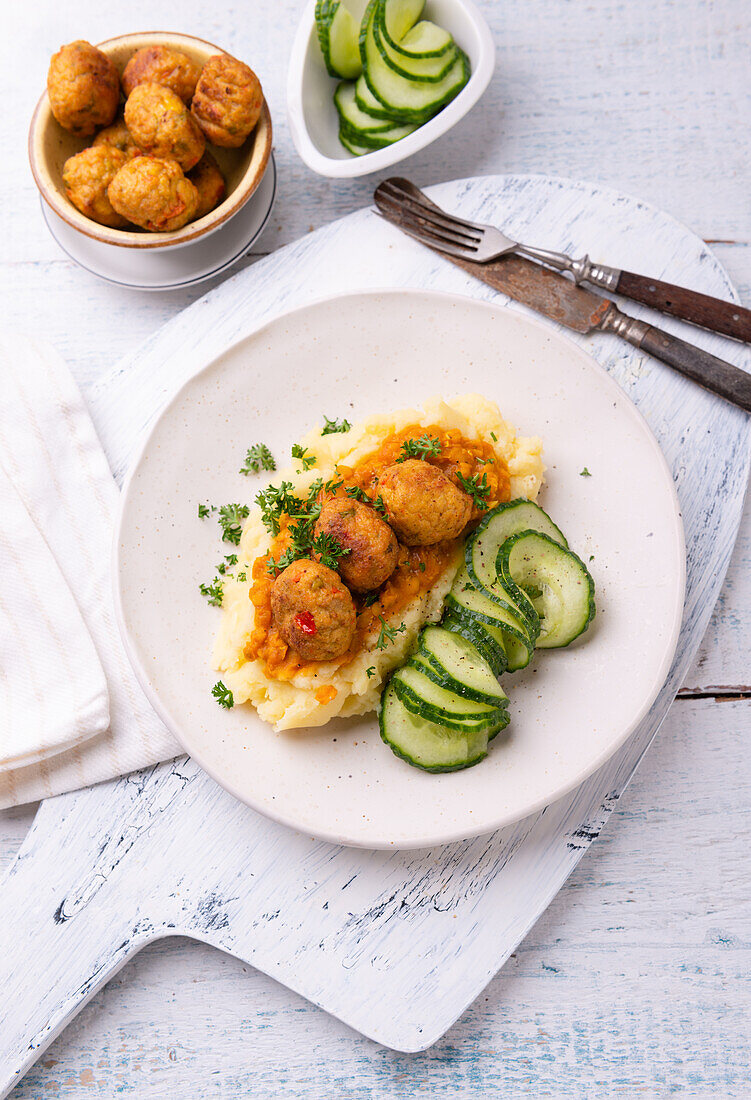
left=40, top=154, right=277, bottom=291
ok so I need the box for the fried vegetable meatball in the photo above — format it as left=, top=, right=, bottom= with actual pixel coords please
left=314, top=497, right=398, bottom=592
left=107, top=156, right=199, bottom=232
left=378, top=460, right=473, bottom=546
left=187, top=151, right=226, bottom=219
left=191, top=54, right=263, bottom=148
left=124, top=83, right=204, bottom=170
left=62, top=146, right=129, bottom=228
left=92, top=116, right=142, bottom=159
left=122, top=46, right=200, bottom=103
left=271, top=559, right=356, bottom=662
left=47, top=41, right=120, bottom=136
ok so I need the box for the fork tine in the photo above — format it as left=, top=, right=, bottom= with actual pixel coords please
left=376, top=193, right=481, bottom=251
left=376, top=178, right=485, bottom=239
left=375, top=188, right=482, bottom=246
left=375, top=212, right=479, bottom=260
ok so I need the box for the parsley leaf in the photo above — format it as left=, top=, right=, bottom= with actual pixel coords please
left=198, top=503, right=211, bottom=519
left=490, top=431, right=498, bottom=442
left=456, top=471, right=491, bottom=511
left=363, top=592, right=379, bottom=607
left=311, top=532, right=351, bottom=570
left=375, top=616, right=407, bottom=652
left=212, top=680, right=234, bottom=708
left=321, top=414, right=352, bottom=436
left=199, top=577, right=224, bottom=606
left=237, top=571, right=247, bottom=582
left=395, top=435, right=442, bottom=463
left=240, top=443, right=276, bottom=475
left=218, top=503, right=250, bottom=544
left=345, top=485, right=370, bottom=503
left=372, top=494, right=387, bottom=515
left=255, top=482, right=304, bottom=536
left=366, top=666, right=376, bottom=679
left=291, top=444, right=316, bottom=471
left=224, top=554, right=238, bottom=567
left=580, top=467, right=592, bottom=477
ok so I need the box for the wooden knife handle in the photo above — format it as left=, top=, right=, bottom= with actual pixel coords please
left=616, top=269, right=751, bottom=342
left=603, top=307, right=751, bottom=412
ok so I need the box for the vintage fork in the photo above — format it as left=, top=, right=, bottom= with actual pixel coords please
left=374, top=178, right=751, bottom=343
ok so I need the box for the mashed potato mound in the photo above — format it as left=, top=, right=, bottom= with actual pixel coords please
left=213, top=394, right=544, bottom=731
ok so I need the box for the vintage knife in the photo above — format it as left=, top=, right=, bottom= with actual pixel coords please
left=375, top=191, right=751, bottom=413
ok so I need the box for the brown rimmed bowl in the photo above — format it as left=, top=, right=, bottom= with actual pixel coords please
left=29, top=31, right=273, bottom=250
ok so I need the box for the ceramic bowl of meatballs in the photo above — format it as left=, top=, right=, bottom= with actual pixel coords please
left=29, top=32, right=272, bottom=248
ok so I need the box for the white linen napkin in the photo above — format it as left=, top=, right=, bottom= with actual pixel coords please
left=0, top=335, right=180, bottom=808
left=0, top=463, right=109, bottom=771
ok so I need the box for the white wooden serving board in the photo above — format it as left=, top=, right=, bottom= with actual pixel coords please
left=0, top=175, right=749, bottom=1093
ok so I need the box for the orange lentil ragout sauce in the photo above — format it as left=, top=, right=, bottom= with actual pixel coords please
left=244, top=424, right=511, bottom=681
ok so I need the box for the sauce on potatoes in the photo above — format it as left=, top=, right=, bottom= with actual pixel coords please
left=245, top=424, right=510, bottom=679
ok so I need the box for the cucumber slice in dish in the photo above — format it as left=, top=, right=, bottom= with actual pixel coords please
left=335, top=83, right=418, bottom=147
left=360, top=1, right=470, bottom=122
left=417, top=625, right=507, bottom=707
left=381, top=16, right=453, bottom=59
left=337, top=129, right=373, bottom=156
left=373, top=13, right=458, bottom=82
left=392, top=664, right=503, bottom=730
left=380, top=0, right=425, bottom=43
left=465, top=499, right=567, bottom=633
left=380, top=682, right=489, bottom=772
left=445, top=568, right=535, bottom=672
left=442, top=612, right=508, bottom=679
left=316, top=0, right=363, bottom=79
left=497, top=531, right=596, bottom=648
left=354, top=74, right=402, bottom=120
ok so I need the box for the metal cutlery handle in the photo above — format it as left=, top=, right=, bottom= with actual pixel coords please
left=515, top=246, right=621, bottom=291
left=518, top=247, right=751, bottom=343
left=613, top=270, right=751, bottom=342
left=601, top=307, right=751, bottom=413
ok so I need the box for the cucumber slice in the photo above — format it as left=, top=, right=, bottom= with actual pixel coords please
left=373, top=12, right=458, bottom=82
left=335, top=83, right=418, bottom=148
left=392, top=664, right=503, bottom=730
left=354, top=74, right=406, bottom=121
left=446, top=567, right=533, bottom=642
left=445, top=568, right=535, bottom=672
left=380, top=0, right=425, bottom=42
left=360, top=1, right=471, bottom=122
left=466, top=500, right=566, bottom=635
left=337, top=129, right=372, bottom=155
left=381, top=17, right=453, bottom=60
left=417, top=625, right=508, bottom=706
left=316, top=0, right=363, bottom=79
left=380, top=682, right=488, bottom=772
left=442, top=612, right=508, bottom=679
left=498, top=531, right=596, bottom=648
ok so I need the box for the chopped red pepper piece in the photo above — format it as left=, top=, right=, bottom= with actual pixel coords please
left=294, top=610, right=317, bottom=635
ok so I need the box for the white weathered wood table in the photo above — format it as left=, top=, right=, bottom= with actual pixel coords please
left=2, top=0, right=750, bottom=1095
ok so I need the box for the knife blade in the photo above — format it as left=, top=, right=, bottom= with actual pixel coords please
left=377, top=198, right=751, bottom=414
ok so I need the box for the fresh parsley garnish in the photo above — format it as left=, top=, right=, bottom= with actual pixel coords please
left=490, top=431, right=498, bottom=442
left=372, top=494, right=387, bottom=515
left=345, top=485, right=369, bottom=503
left=323, top=475, right=344, bottom=495
left=363, top=592, right=379, bottom=607
left=321, top=415, right=351, bottom=436
left=366, top=666, right=376, bottom=679
left=255, top=481, right=305, bottom=536
left=312, top=532, right=351, bottom=570
left=291, top=444, right=316, bottom=471
left=375, top=616, right=407, bottom=652
left=395, top=435, right=441, bottom=463
left=580, top=467, right=592, bottom=477
left=237, top=571, right=247, bottom=582
left=199, top=577, right=224, bottom=606
left=225, top=554, right=238, bottom=567
left=456, top=471, right=491, bottom=510
left=198, top=503, right=211, bottom=519
left=212, top=680, right=234, bottom=708
left=240, top=443, right=276, bottom=475
left=218, top=503, right=250, bottom=545
left=419, top=561, right=426, bottom=573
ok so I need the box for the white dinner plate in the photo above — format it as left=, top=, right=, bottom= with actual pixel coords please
left=114, top=290, right=685, bottom=849
left=40, top=154, right=276, bottom=291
